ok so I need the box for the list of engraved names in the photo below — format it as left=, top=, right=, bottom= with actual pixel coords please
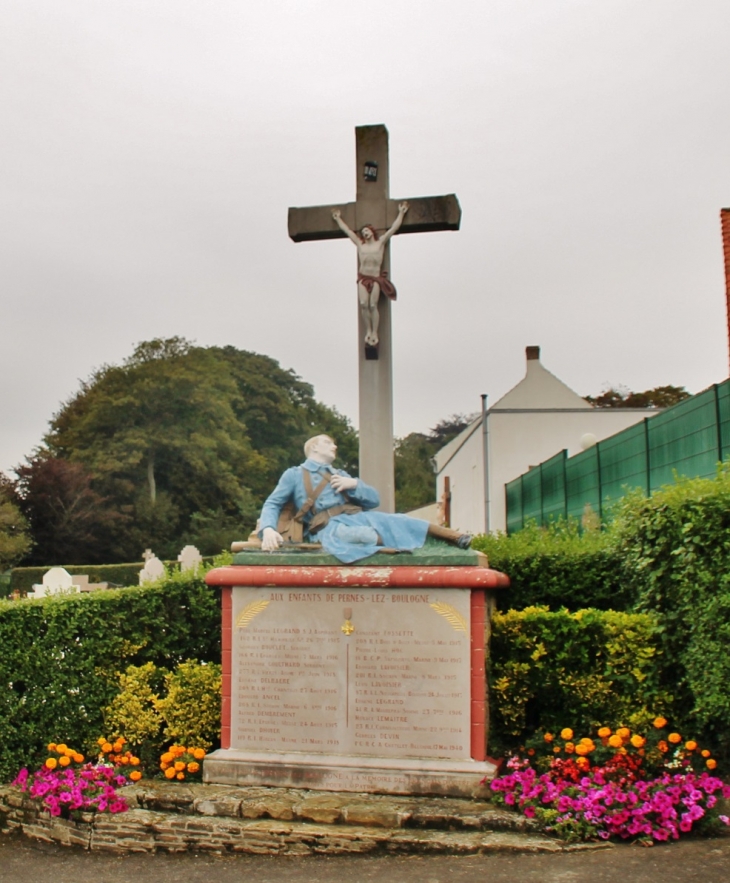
left=231, top=587, right=472, bottom=760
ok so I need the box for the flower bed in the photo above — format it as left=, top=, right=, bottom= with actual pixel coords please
left=489, top=719, right=730, bottom=843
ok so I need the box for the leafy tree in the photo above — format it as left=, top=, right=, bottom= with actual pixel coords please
left=394, top=413, right=477, bottom=512
left=586, top=385, right=690, bottom=409
left=0, top=474, right=32, bottom=571
left=13, top=454, right=121, bottom=565
left=34, top=338, right=356, bottom=562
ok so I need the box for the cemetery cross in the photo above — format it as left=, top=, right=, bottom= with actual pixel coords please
left=288, top=124, right=461, bottom=511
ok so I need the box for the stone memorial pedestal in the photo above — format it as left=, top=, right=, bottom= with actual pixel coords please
left=204, top=543, right=509, bottom=797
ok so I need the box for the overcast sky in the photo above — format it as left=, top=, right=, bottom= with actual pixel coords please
left=2, top=0, right=729, bottom=475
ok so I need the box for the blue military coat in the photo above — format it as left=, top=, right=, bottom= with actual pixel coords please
left=259, top=458, right=429, bottom=563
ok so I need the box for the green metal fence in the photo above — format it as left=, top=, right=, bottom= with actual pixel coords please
left=506, top=380, right=730, bottom=533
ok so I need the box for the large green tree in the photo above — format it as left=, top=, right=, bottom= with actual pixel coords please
left=32, top=338, right=356, bottom=561
left=0, top=476, right=31, bottom=571
left=586, top=385, right=690, bottom=409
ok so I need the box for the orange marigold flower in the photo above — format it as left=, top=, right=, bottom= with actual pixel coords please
left=553, top=746, right=561, bottom=754
left=579, top=738, right=595, bottom=751
left=47, top=743, right=57, bottom=752
left=608, top=734, right=623, bottom=749
left=164, top=767, right=177, bottom=779
left=187, top=762, right=200, bottom=773
left=575, top=744, right=590, bottom=756
left=102, top=742, right=113, bottom=753
left=658, top=740, right=669, bottom=753
left=630, top=735, right=646, bottom=749
left=174, top=761, right=185, bottom=772
left=597, top=727, right=611, bottom=738
left=97, top=737, right=107, bottom=746
left=685, top=741, right=697, bottom=752
left=130, top=756, right=140, bottom=766
left=59, top=756, right=71, bottom=767
left=653, top=717, right=667, bottom=729
left=706, top=759, right=718, bottom=770
left=618, top=746, right=627, bottom=755
left=176, top=772, right=185, bottom=781
left=668, top=732, right=682, bottom=744
left=616, top=727, right=630, bottom=740
left=160, top=762, right=169, bottom=770
left=543, top=733, right=554, bottom=743
left=45, top=758, right=58, bottom=770
left=73, top=754, right=84, bottom=763
left=576, top=756, right=590, bottom=768
left=702, top=749, right=711, bottom=758
left=120, top=756, right=129, bottom=765
left=193, top=748, right=206, bottom=760
left=565, top=742, right=575, bottom=754
left=129, top=770, right=142, bottom=782
left=56, top=743, right=68, bottom=754
left=560, top=728, right=573, bottom=741
left=161, top=752, right=173, bottom=764
left=527, top=748, right=535, bottom=756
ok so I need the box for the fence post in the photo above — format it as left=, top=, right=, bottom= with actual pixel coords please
left=714, top=383, right=723, bottom=464
left=596, top=442, right=603, bottom=522
left=644, top=418, right=651, bottom=495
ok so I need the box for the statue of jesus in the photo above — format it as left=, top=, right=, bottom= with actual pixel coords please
left=332, top=202, right=409, bottom=347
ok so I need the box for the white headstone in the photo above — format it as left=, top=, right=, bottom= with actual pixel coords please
left=139, top=555, right=166, bottom=585
left=31, top=567, right=79, bottom=597
left=177, top=545, right=203, bottom=573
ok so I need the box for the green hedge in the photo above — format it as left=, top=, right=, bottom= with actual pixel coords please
left=9, top=563, right=144, bottom=594
left=614, top=470, right=730, bottom=754
left=0, top=570, right=220, bottom=783
left=473, top=522, right=632, bottom=612
left=488, top=606, right=667, bottom=755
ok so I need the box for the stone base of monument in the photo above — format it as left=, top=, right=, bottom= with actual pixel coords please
left=204, top=541, right=509, bottom=799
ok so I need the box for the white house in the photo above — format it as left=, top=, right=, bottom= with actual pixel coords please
left=433, top=346, right=661, bottom=534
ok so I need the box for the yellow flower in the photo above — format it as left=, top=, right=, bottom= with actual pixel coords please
left=543, top=732, right=554, bottom=743
left=187, top=762, right=200, bottom=773
left=45, top=758, right=58, bottom=770
left=685, top=740, right=697, bottom=752
left=129, top=770, right=143, bottom=782
left=617, top=747, right=627, bottom=755
left=668, top=732, right=682, bottom=744
left=616, top=727, right=630, bottom=740
left=59, top=756, right=71, bottom=767
left=97, top=737, right=107, bottom=746
left=56, top=743, right=68, bottom=754
left=653, top=716, right=668, bottom=729
left=608, top=734, right=623, bottom=749
left=47, top=743, right=57, bottom=752
left=560, top=728, right=573, bottom=741
left=193, top=748, right=206, bottom=760
left=164, top=767, right=177, bottom=779
left=706, top=759, right=717, bottom=770
left=597, top=727, right=611, bottom=739
left=579, top=738, right=595, bottom=752
left=702, top=749, right=711, bottom=758
left=630, top=735, right=646, bottom=749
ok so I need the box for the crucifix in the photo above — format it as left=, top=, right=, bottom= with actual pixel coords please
left=288, top=124, right=461, bottom=512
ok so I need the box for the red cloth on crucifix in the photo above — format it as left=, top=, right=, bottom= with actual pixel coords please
left=357, top=272, right=397, bottom=301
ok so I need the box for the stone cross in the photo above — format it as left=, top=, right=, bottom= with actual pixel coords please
left=288, top=124, right=461, bottom=511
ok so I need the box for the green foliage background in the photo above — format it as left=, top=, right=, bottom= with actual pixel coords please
left=0, top=569, right=220, bottom=783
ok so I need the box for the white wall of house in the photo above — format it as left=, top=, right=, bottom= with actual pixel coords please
left=434, top=348, right=661, bottom=534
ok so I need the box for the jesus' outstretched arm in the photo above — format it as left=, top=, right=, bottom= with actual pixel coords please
left=332, top=210, right=362, bottom=245
left=379, top=201, right=409, bottom=244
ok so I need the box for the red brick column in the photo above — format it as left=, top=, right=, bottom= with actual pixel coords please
left=470, top=589, right=486, bottom=761
left=721, top=209, right=730, bottom=377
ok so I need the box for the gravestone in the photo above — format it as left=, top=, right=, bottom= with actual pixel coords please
left=178, top=545, right=203, bottom=573
left=31, top=567, right=78, bottom=597
left=139, top=553, right=166, bottom=585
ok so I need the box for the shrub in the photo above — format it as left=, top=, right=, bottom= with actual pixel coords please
left=488, top=606, right=669, bottom=754
left=9, top=563, right=145, bottom=594
left=156, top=661, right=221, bottom=751
left=473, top=521, right=632, bottom=612
left=614, top=470, right=730, bottom=755
left=0, top=568, right=220, bottom=783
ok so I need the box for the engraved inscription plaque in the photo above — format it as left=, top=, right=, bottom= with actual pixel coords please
left=231, top=587, right=471, bottom=761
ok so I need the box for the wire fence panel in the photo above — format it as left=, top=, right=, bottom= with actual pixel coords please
left=505, top=381, right=730, bottom=533
left=565, top=447, right=601, bottom=522
left=541, top=450, right=567, bottom=523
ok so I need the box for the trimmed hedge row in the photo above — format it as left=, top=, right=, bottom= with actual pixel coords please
left=9, top=563, right=144, bottom=594
left=488, top=606, right=666, bottom=755
left=0, top=570, right=220, bottom=783
left=472, top=523, right=631, bottom=612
